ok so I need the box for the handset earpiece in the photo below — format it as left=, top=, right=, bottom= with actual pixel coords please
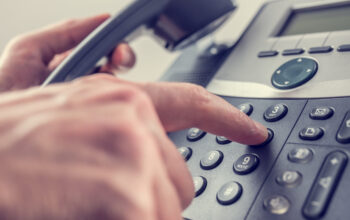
left=42, top=0, right=235, bottom=86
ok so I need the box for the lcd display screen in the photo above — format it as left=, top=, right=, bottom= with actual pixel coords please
left=278, top=5, right=350, bottom=36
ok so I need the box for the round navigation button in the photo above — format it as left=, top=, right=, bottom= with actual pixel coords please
left=187, top=128, right=206, bottom=142
left=200, top=150, right=224, bottom=170
left=264, top=195, right=290, bottom=215
left=193, top=176, right=207, bottom=197
left=217, top=181, right=243, bottom=205
left=233, top=154, right=259, bottom=175
left=288, top=148, right=313, bottom=164
left=276, top=171, right=302, bottom=188
left=271, top=57, right=318, bottom=90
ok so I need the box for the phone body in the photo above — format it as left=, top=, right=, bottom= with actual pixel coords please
left=163, top=0, right=350, bottom=219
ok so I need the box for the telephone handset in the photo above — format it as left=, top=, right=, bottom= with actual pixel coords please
left=42, top=0, right=235, bottom=86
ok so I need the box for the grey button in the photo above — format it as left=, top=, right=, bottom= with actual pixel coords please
left=276, top=171, right=302, bottom=188
left=310, top=107, right=334, bottom=120
left=216, top=136, right=231, bottom=145
left=233, top=154, right=259, bottom=175
left=193, top=176, right=207, bottom=197
left=288, top=148, right=313, bottom=164
left=200, top=150, right=224, bottom=170
left=177, top=147, right=192, bottom=161
left=264, top=195, right=290, bottom=215
left=299, top=127, right=324, bottom=140
left=264, top=104, right=288, bottom=122
left=217, top=181, right=242, bottom=205
left=187, top=128, right=206, bottom=142
left=238, top=103, right=253, bottom=116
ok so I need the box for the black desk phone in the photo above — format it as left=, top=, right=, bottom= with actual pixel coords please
left=42, top=0, right=350, bottom=219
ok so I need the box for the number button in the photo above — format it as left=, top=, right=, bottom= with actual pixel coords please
left=187, top=128, right=206, bottom=142
left=216, top=136, right=231, bottom=145
left=193, top=176, right=207, bottom=197
left=233, top=154, right=259, bottom=175
left=237, top=103, right=253, bottom=116
left=200, top=150, right=224, bottom=170
left=264, top=104, right=288, bottom=122
left=177, top=147, right=192, bottom=161
left=217, top=181, right=243, bottom=205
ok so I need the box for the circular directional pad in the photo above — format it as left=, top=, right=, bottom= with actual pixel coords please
left=271, top=57, right=318, bottom=90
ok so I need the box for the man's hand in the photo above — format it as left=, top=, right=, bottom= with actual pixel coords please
left=0, top=75, right=266, bottom=220
left=0, top=14, right=135, bottom=91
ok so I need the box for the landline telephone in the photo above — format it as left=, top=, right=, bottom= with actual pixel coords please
left=42, top=0, right=350, bottom=219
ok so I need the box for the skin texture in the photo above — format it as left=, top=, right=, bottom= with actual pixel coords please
left=0, top=14, right=268, bottom=220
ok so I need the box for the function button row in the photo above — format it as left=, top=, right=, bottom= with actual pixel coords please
left=282, top=48, right=305, bottom=56
left=178, top=147, right=192, bottom=161
left=299, top=126, right=324, bottom=141
left=217, top=181, right=243, bottom=205
left=308, top=46, right=333, bottom=54
left=193, top=176, right=207, bottom=197
left=233, top=154, right=259, bottom=175
left=336, top=111, right=350, bottom=144
left=187, top=128, right=206, bottom=142
left=288, top=147, right=313, bottom=164
left=238, top=103, right=253, bottom=116
left=258, top=50, right=278, bottom=57
left=338, top=44, right=350, bottom=52
left=276, top=170, right=302, bottom=188
left=200, top=150, right=224, bottom=170
left=264, top=195, right=291, bottom=215
left=309, top=106, right=334, bottom=120
left=264, top=104, right=288, bottom=122
left=303, top=151, right=348, bottom=219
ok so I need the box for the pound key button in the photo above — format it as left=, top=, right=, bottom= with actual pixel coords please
left=217, top=181, right=243, bottom=205
left=200, top=150, right=224, bottom=170
left=233, top=154, right=259, bottom=175
left=310, top=107, right=334, bottom=120
left=336, top=111, right=350, bottom=144
left=299, top=127, right=324, bottom=140
left=264, top=104, right=288, bottom=122
left=193, top=176, right=207, bottom=197
left=288, top=147, right=313, bottom=164
left=187, top=128, right=206, bottom=142
left=302, top=151, right=348, bottom=219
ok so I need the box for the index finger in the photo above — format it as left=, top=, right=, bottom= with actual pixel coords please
left=139, top=82, right=268, bottom=145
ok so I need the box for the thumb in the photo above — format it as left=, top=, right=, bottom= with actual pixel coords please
left=23, top=14, right=110, bottom=64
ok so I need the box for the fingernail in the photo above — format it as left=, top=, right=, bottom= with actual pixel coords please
left=254, top=121, right=268, bottom=141
left=120, top=45, right=135, bottom=69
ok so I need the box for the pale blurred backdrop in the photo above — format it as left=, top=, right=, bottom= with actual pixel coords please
left=0, top=0, right=263, bottom=82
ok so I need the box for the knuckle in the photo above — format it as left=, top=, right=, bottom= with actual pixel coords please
left=186, top=83, right=211, bottom=107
